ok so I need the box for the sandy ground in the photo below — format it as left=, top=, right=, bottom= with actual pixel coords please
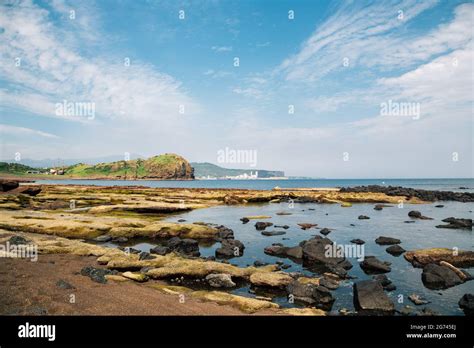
left=0, top=253, right=272, bottom=316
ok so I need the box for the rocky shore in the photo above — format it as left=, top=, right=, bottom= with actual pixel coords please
left=0, top=182, right=472, bottom=316
left=340, top=185, right=474, bottom=202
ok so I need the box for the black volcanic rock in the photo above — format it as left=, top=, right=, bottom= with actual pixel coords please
left=386, top=244, right=406, bottom=256
left=375, top=236, right=401, bottom=245
left=350, top=239, right=365, bottom=245
left=255, top=222, right=273, bottom=230
left=360, top=256, right=391, bottom=274
left=436, top=217, right=472, bottom=230
left=421, top=263, right=464, bottom=290
left=353, top=280, right=395, bottom=314
left=458, top=294, right=474, bottom=316
left=340, top=185, right=474, bottom=202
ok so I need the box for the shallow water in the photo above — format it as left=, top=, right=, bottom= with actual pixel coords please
left=116, top=200, right=473, bottom=315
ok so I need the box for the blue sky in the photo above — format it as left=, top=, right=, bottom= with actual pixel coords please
left=0, top=0, right=472, bottom=178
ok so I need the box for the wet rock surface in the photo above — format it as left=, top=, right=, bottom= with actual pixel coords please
left=386, top=245, right=406, bottom=256
left=166, top=237, right=200, bottom=257
left=350, top=238, right=365, bottom=245
left=375, top=236, right=401, bottom=245
left=264, top=244, right=303, bottom=259
left=373, top=274, right=396, bottom=291
left=340, top=185, right=474, bottom=202
left=255, top=222, right=273, bottom=230
left=353, top=280, right=395, bottom=315
left=0, top=180, right=19, bottom=192
left=286, top=279, right=335, bottom=310
left=360, top=256, right=391, bottom=274
left=421, top=263, right=469, bottom=290
left=458, top=294, right=474, bottom=316
left=149, top=245, right=170, bottom=255
left=215, top=239, right=245, bottom=259
left=261, top=230, right=286, bottom=236
left=436, top=217, right=472, bottom=230
left=20, top=187, right=42, bottom=196
left=319, top=228, right=331, bottom=235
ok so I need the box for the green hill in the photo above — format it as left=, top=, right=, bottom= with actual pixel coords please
left=64, top=153, right=194, bottom=180
left=191, top=162, right=285, bottom=178
left=0, top=162, right=41, bottom=175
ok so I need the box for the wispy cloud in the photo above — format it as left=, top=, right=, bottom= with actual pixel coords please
left=0, top=0, right=199, bottom=122
left=211, top=45, right=233, bottom=52
left=278, top=0, right=442, bottom=81
left=0, top=124, right=60, bottom=139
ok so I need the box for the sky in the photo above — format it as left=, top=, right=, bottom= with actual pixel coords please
left=0, top=0, right=472, bottom=178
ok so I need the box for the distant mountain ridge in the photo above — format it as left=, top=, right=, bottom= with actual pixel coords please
left=191, top=162, right=285, bottom=178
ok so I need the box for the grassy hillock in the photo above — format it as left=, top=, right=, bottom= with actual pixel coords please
left=0, top=162, right=41, bottom=175
left=63, top=153, right=194, bottom=180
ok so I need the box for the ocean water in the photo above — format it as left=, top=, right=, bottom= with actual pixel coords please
left=110, top=200, right=473, bottom=315
left=36, top=178, right=474, bottom=191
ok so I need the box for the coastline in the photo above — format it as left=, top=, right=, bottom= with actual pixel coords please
left=0, top=182, right=472, bottom=316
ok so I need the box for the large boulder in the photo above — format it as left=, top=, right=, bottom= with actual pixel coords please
left=261, top=230, right=286, bottom=236
left=350, top=239, right=365, bottom=245
left=286, top=280, right=316, bottom=305
left=408, top=211, right=432, bottom=220
left=386, top=245, right=406, bottom=256
left=0, top=180, right=19, bottom=192
left=436, top=217, right=473, bottom=230
left=215, top=225, right=235, bottom=240
left=375, top=236, right=401, bottom=245
left=404, top=248, right=474, bottom=268
left=255, top=222, right=273, bottom=230
left=353, top=280, right=395, bottom=315
left=286, top=280, right=334, bottom=310
left=421, top=263, right=465, bottom=290
left=264, top=244, right=303, bottom=259
left=166, top=237, right=200, bottom=257
left=458, top=294, right=474, bottom=316
left=215, top=239, right=244, bottom=259
left=150, top=245, right=171, bottom=255
left=301, top=236, right=345, bottom=266
left=20, top=187, right=42, bottom=196
left=360, top=256, right=391, bottom=274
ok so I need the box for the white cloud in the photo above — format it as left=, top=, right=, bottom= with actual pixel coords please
left=277, top=0, right=462, bottom=82
left=211, top=45, right=233, bottom=52
left=0, top=0, right=199, bottom=121
left=0, top=124, right=60, bottom=139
